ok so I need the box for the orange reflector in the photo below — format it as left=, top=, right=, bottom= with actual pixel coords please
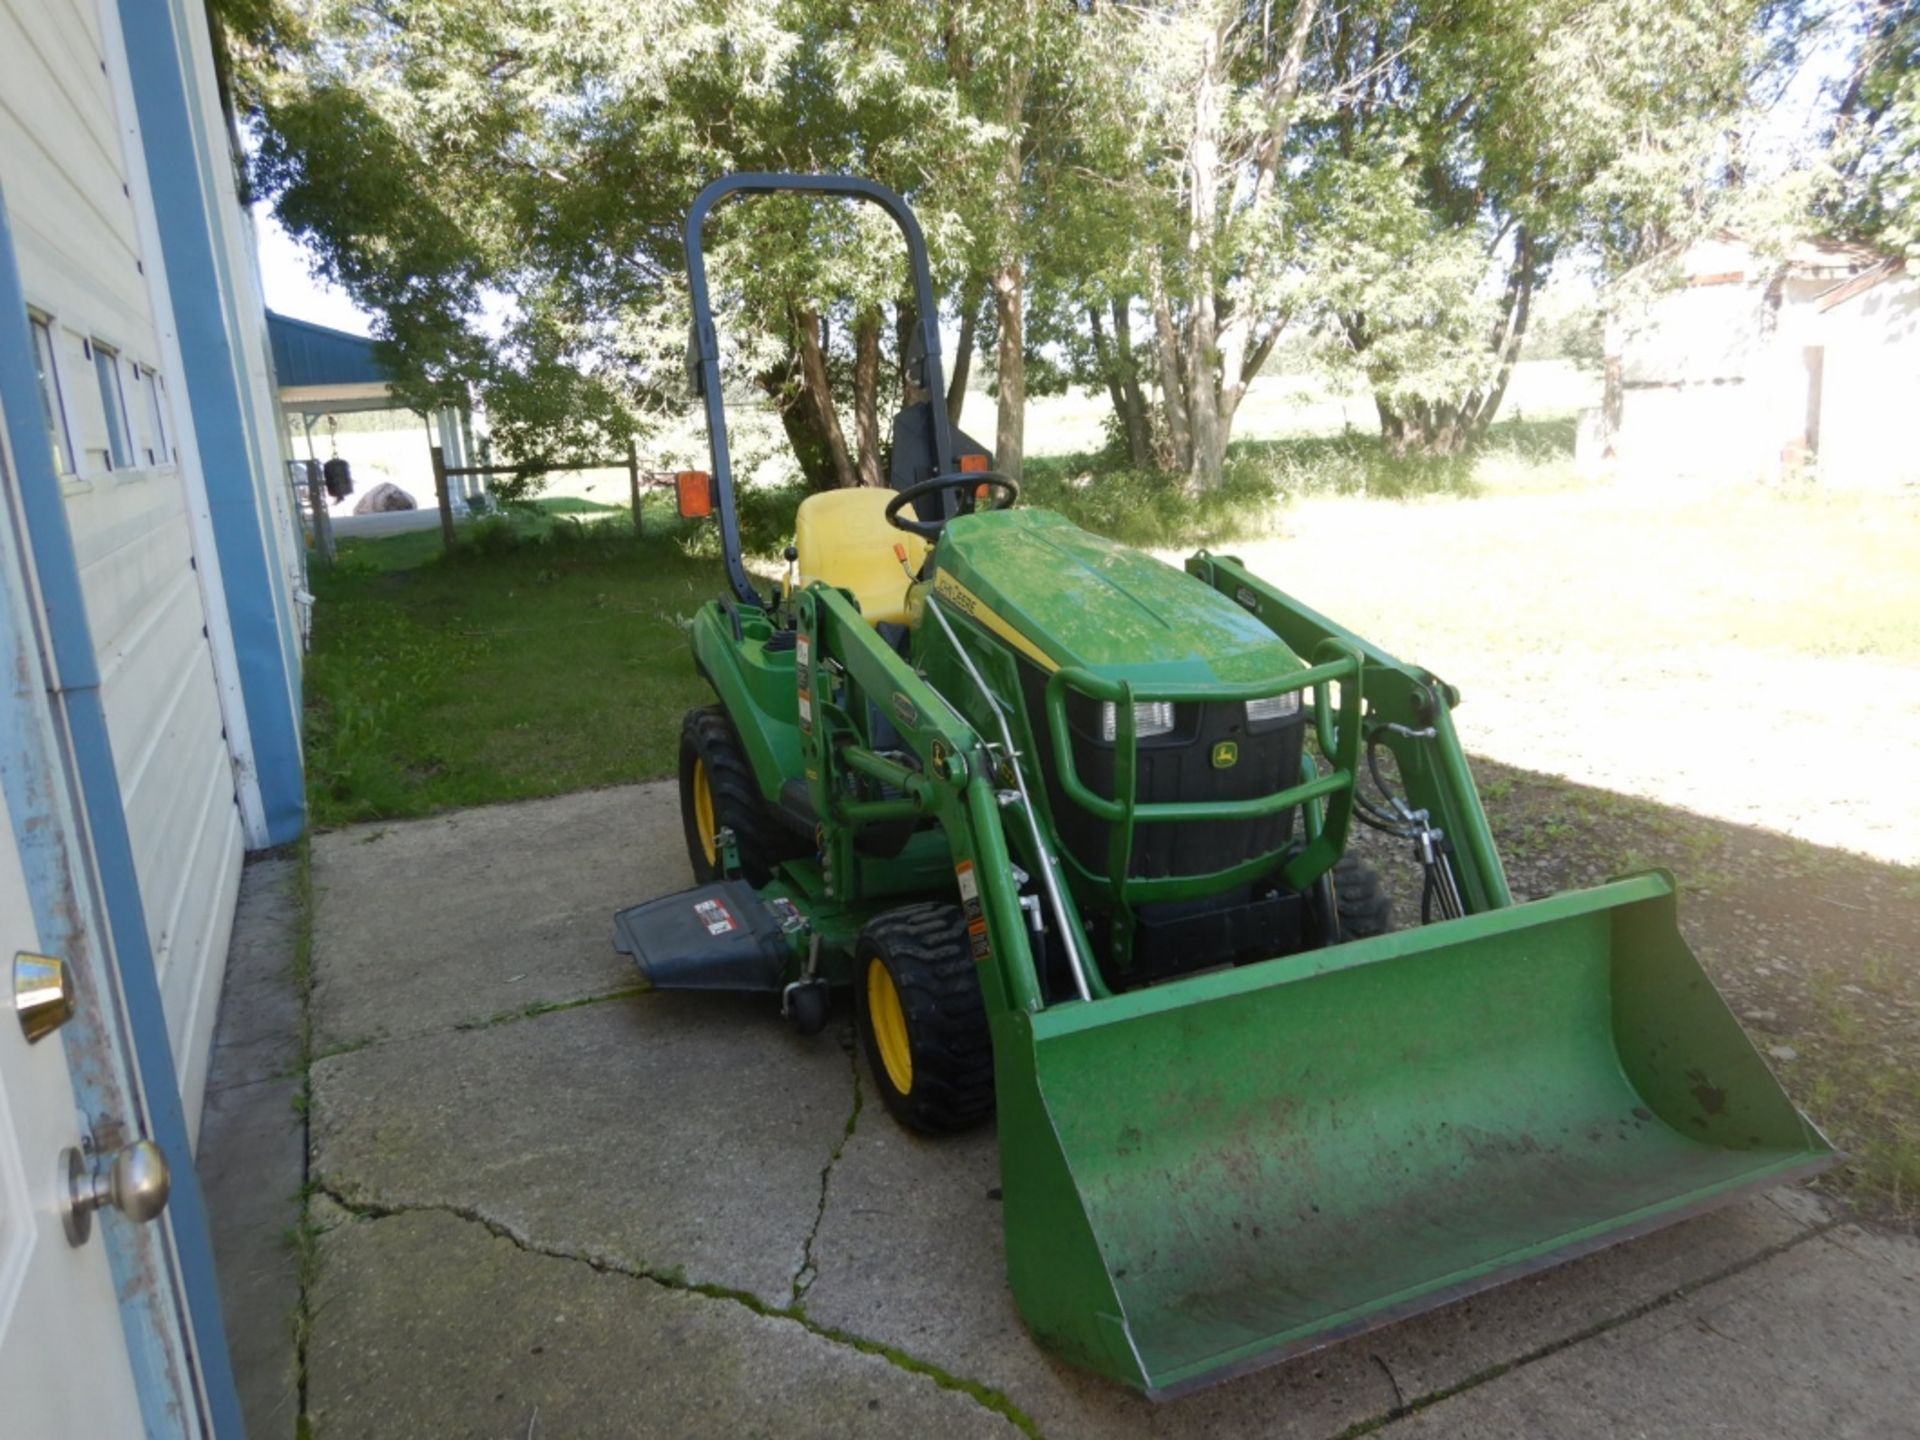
left=959, top=453, right=989, bottom=473
left=675, top=470, right=713, bottom=519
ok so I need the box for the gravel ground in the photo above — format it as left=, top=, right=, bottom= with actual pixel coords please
left=1198, top=481, right=1920, bottom=868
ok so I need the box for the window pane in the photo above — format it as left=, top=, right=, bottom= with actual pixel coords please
left=146, top=369, right=170, bottom=463
left=93, top=343, right=131, bottom=469
left=30, top=319, right=73, bottom=474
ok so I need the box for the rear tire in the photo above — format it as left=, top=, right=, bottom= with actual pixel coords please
left=677, top=706, right=804, bottom=886
left=854, top=904, right=995, bottom=1134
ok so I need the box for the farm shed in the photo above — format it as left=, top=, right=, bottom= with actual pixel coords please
left=1587, top=233, right=1912, bottom=486
left=1809, top=259, right=1919, bottom=488
left=0, top=0, right=301, bottom=1430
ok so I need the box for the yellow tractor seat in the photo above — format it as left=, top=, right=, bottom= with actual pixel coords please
left=794, top=488, right=927, bottom=626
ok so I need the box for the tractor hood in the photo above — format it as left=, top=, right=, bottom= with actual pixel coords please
left=931, top=509, right=1304, bottom=684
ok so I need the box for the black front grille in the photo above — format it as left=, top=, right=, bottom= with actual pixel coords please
left=1018, top=660, right=1307, bottom=883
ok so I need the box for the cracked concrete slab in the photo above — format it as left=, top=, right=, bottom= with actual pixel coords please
left=1358, top=1186, right=1824, bottom=1401
left=295, top=780, right=1920, bottom=1437
left=311, top=785, right=679, bottom=1051
left=799, top=1115, right=1398, bottom=1438
left=310, top=990, right=856, bottom=1306
left=308, top=1208, right=1024, bottom=1440
left=1381, top=1222, right=1920, bottom=1437
left=797, top=1054, right=1834, bottom=1439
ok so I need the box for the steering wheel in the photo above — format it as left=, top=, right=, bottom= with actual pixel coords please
left=884, top=471, right=1020, bottom=540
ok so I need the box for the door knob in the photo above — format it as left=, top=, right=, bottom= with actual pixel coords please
left=13, top=952, right=75, bottom=1042
left=63, top=1139, right=170, bottom=1246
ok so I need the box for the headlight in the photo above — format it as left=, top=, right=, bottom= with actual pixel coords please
left=1099, top=700, right=1176, bottom=742
left=1245, top=692, right=1302, bottom=724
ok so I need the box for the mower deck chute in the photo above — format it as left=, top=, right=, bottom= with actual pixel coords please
left=996, top=872, right=1834, bottom=1395
left=613, top=880, right=802, bottom=994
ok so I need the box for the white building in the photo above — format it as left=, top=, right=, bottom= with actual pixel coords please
left=1807, top=258, right=1920, bottom=488
left=1588, top=233, right=1916, bottom=487
left=1, top=0, right=304, bottom=1432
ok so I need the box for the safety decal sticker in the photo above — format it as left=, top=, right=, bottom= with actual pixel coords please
left=694, top=898, right=736, bottom=936
left=955, top=861, right=990, bottom=960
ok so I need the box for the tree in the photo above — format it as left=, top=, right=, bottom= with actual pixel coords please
left=1110, top=0, right=1321, bottom=488
left=1828, top=0, right=1920, bottom=255
left=225, top=0, right=1021, bottom=487
left=1300, top=0, right=1776, bottom=455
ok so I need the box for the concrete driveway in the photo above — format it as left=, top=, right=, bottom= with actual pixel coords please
left=283, top=784, right=1918, bottom=1438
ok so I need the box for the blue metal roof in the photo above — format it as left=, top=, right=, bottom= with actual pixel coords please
left=267, top=310, right=389, bottom=388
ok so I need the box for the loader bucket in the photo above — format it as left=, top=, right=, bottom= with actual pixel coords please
left=994, top=872, right=1835, bottom=1397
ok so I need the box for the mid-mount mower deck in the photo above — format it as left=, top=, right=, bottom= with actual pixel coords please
left=613, top=173, right=1835, bottom=1397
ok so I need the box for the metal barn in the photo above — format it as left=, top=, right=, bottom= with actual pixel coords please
left=0, top=0, right=303, bottom=1431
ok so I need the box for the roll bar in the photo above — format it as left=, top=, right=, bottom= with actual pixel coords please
left=683, top=173, right=959, bottom=607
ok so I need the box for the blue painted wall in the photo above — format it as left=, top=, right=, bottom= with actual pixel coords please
left=117, top=0, right=307, bottom=846
left=0, top=189, right=244, bottom=1439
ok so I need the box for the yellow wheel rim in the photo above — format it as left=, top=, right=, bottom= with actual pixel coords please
left=866, top=958, right=913, bottom=1095
left=692, top=758, right=717, bottom=866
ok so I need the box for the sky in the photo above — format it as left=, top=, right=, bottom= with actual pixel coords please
left=254, top=203, right=376, bottom=335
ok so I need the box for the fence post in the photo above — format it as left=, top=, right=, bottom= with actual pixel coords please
left=305, top=458, right=335, bottom=567
left=430, top=444, right=457, bottom=550
left=627, top=437, right=643, bottom=538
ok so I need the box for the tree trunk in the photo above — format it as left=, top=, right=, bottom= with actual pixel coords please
left=1184, top=27, right=1226, bottom=491
left=1369, top=229, right=1540, bottom=456
left=1089, top=302, right=1152, bottom=468
left=990, top=55, right=1029, bottom=478
left=1149, top=270, right=1192, bottom=472
left=852, top=309, right=883, bottom=487
left=757, top=349, right=836, bottom=491
left=793, top=307, right=859, bottom=489
left=1373, top=394, right=1474, bottom=457
left=947, top=273, right=984, bottom=426
left=1088, top=305, right=1129, bottom=447
left=991, top=260, right=1025, bottom=480
left=1110, top=299, right=1152, bottom=468
left=895, top=300, right=929, bottom=408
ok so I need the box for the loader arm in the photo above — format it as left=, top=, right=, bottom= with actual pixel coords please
left=1187, top=551, right=1513, bottom=913
left=794, top=581, right=1056, bottom=1017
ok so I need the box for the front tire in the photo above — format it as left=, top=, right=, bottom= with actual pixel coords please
left=854, top=904, right=994, bottom=1134
left=677, top=706, right=803, bottom=885
left=1317, top=853, right=1394, bottom=943
left=1328, top=856, right=1390, bottom=948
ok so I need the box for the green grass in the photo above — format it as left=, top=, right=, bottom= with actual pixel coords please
left=1020, top=416, right=1574, bottom=550
left=305, top=520, right=715, bottom=826
left=304, top=421, right=1576, bottom=827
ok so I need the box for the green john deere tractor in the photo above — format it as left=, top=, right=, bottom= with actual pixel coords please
left=614, top=174, right=1835, bottom=1398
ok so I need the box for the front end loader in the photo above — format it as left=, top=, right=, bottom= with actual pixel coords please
left=613, top=173, right=1835, bottom=1397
